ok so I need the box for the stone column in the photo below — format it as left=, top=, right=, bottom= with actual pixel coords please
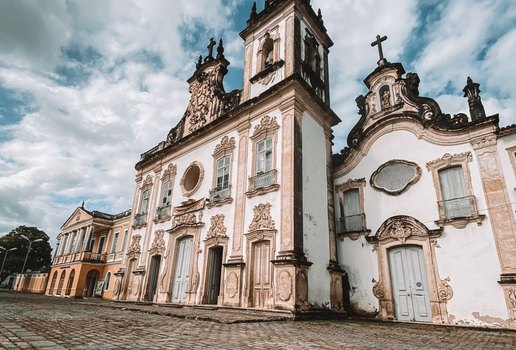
left=272, top=102, right=311, bottom=311
left=223, top=121, right=250, bottom=307
left=242, top=41, right=253, bottom=102
left=472, top=135, right=516, bottom=328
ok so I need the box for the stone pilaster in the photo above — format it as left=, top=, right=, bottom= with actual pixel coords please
left=472, top=135, right=516, bottom=327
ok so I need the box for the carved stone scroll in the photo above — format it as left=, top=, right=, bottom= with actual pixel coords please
left=249, top=203, right=275, bottom=232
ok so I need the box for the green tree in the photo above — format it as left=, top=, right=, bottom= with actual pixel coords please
left=0, top=226, right=52, bottom=282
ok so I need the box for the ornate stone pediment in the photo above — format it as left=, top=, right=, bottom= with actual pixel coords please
left=426, top=152, right=472, bottom=170
left=213, top=136, right=236, bottom=157
left=149, top=229, right=166, bottom=255
left=126, top=234, right=141, bottom=259
left=141, top=175, right=153, bottom=188
left=165, top=40, right=241, bottom=142
left=249, top=203, right=275, bottom=232
left=251, top=116, right=279, bottom=140
left=367, top=215, right=442, bottom=244
left=206, top=214, right=227, bottom=239
left=162, top=163, right=177, bottom=179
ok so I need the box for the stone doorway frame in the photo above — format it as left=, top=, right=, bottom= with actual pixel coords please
left=366, top=215, right=453, bottom=324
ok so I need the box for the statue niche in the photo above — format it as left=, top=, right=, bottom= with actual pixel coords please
left=379, top=85, right=391, bottom=110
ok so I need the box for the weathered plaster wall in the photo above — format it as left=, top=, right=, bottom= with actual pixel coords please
left=301, top=111, right=330, bottom=306
left=334, top=129, right=507, bottom=324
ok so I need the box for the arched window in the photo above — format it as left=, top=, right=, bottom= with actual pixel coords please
left=57, top=271, right=66, bottom=295
left=49, top=271, right=58, bottom=295
left=104, top=272, right=111, bottom=291
left=65, top=269, right=75, bottom=296
left=262, top=37, right=274, bottom=69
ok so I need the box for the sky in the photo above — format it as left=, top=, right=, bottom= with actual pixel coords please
left=0, top=0, right=515, bottom=247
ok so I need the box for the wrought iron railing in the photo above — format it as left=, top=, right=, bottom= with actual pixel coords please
left=134, top=212, right=147, bottom=226
left=248, top=169, right=277, bottom=192
left=338, top=214, right=366, bottom=233
left=438, top=195, right=476, bottom=219
left=209, top=185, right=231, bottom=202
left=156, top=205, right=171, bottom=220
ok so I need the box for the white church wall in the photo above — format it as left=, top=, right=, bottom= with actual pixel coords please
left=337, top=236, right=379, bottom=314
left=334, top=129, right=507, bottom=323
left=301, top=111, right=330, bottom=305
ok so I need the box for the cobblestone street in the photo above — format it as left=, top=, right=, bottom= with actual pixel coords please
left=0, top=292, right=515, bottom=349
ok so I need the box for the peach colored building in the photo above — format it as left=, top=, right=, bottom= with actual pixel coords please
left=46, top=206, right=131, bottom=299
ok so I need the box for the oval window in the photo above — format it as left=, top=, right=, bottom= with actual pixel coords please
left=370, top=160, right=421, bottom=195
left=181, top=162, right=204, bottom=196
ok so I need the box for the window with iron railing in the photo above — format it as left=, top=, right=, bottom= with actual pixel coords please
left=438, top=166, right=475, bottom=219
left=248, top=169, right=277, bottom=192
left=210, top=185, right=231, bottom=203
left=134, top=212, right=147, bottom=226
left=156, top=205, right=171, bottom=220
left=339, top=213, right=366, bottom=233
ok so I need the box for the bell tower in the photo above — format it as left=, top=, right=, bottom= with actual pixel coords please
left=240, top=0, right=333, bottom=105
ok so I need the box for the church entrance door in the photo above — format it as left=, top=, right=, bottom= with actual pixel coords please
left=388, top=246, right=432, bottom=322
left=172, top=236, right=193, bottom=303
left=145, top=255, right=161, bottom=301
left=206, top=247, right=223, bottom=305
left=251, top=241, right=271, bottom=308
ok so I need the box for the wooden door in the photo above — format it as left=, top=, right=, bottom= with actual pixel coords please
left=172, top=236, right=193, bottom=303
left=145, top=255, right=161, bottom=301
left=251, top=241, right=271, bottom=308
left=389, top=246, right=432, bottom=322
left=206, top=247, right=223, bottom=305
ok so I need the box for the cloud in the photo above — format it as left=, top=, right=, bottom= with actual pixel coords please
left=0, top=0, right=243, bottom=243
left=0, top=0, right=514, bottom=247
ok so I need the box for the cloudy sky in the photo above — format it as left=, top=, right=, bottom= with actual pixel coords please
left=0, top=0, right=515, bottom=247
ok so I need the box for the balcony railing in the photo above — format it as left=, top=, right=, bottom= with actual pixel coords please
left=338, top=214, right=366, bottom=233
left=156, top=205, right=171, bottom=220
left=134, top=212, right=147, bottom=226
left=52, top=251, right=107, bottom=264
left=438, top=195, right=475, bottom=219
left=248, top=169, right=277, bottom=192
left=209, top=185, right=231, bottom=202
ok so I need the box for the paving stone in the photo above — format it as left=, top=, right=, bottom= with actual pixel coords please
left=0, top=292, right=515, bottom=349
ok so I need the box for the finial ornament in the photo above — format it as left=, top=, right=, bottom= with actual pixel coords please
left=196, top=55, right=202, bottom=69
left=371, top=34, right=388, bottom=66
left=317, top=9, right=323, bottom=24
left=217, top=38, right=224, bottom=59
left=250, top=1, right=257, bottom=19
left=463, top=77, right=486, bottom=122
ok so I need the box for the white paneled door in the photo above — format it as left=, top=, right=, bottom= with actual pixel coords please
left=172, top=236, right=193, bottom=303
left=252, top=241, right=271, bottom=308
left=388, top=246, right=432, bottom=322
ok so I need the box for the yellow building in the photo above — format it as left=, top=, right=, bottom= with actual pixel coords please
left=46, top=205, right=131, bottom=299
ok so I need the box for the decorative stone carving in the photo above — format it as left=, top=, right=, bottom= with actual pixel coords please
left=126, top=234, right=141, bottom=258
left=213, top=136, right=236, bottom=157
left=426, top=152, right=472, bottom=170
left=251, top=116, right=279, bottom=139
left=277, top=270, right=292, bottom=302
left=369, top=216, right=442, bottom=244
left=297, top=271, right=308, bottom=303
left=207, top=214, right=227, bottom=239
left=437, top=277, right=454, bottom=301
left=330, top=275, right=343, bottom=310
left=149, top=229, right=165, bottom=254
left=162, top=163, right=177, bottom=179
left=463, top=77, right=486, bottom=122
left=380, top=88, right=391, bottom=109
left=471, top=135, right=497, bottom=150
left=370, top=160, right=421, bottom=196
left=226, top=272, right=238, bottom=298
left=335, top=178, right=366, bottom=192
left=249, top=203, right=275, bottom=232
left=141, top=175, right=153, bottom=188
left=373, top=279, right=385, bottom=300
left=172, top=213, right=198, bottom=228
left=508, top=288, right=516, bottom=320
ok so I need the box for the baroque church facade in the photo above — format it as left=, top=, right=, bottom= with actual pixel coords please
left=49, top=0, right=516, bottom=328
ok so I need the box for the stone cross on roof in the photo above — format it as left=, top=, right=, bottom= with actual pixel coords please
left=371, top=34, right=388, bottom=65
